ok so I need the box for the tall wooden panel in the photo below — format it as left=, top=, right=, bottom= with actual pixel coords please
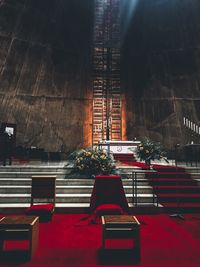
left=92, top=0, right=122, bottom=144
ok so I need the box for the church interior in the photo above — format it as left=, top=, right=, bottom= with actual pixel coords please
left=0, top=0, right=200, bottom=266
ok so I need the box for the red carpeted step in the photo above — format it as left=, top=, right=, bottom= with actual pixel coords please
left=113, top=153, right=135, bottom=162
left=129, top=162, right=200, bottom=209
left=122, top=161, right=150, bottom=169
left=146, top=172, right=191, bottom=179
left=123, top=161, right=200, bottom=210
left=161, top=202, right=200, bottom=207
left=154, top=185, right=200, bottom=193
left=157, top=193, right=200, bottom=202
left=147, top=178, right=194, bottom=182
left=158, top=193, right=200, bottom=197
left=152, top=164, right=185, bottom=172
left=139, top=178, right=197, bottom=185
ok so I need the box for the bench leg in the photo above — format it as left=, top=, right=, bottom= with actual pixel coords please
left=0, top=237, right=4, bottom=255
left=29, top=220, right=39, bottom=259
left=102, top=225, right=105, bottom=249
left=134, top=227, right=141, bottom=261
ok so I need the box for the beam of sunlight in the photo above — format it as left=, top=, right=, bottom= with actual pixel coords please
left=121, top=0, right=139, bottom=40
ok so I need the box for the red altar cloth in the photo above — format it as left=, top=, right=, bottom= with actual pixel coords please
left=89, top=175, right=129, bottom=214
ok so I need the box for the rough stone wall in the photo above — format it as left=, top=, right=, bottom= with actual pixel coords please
left=1, top=0, right=200, bottom=153
left=121, top=0, right=200, bottom=148
left=0, top=0, right=93, bottom=153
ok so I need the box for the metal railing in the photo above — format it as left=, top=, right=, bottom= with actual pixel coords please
left=131, top=170, right=158, bottom=207
left=183, top=117, right=200, bottom=137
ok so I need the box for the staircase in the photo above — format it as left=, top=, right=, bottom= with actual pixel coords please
left=145, top=165, right=200, bottom=212
left=183, top=117, right=200, bottom=137
left=113, top=153, right=135, bottom=162
left=0, top=164, right=156, bottom=214
left=183, top=117, right=200, bottom=145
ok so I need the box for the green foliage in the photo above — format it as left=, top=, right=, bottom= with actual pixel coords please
left=136, top=137, right=168, bottom=163
left=73, top=147, right=116, bottom=176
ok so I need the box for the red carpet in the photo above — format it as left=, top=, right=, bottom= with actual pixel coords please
left=120, top=161, right=200, bottom=211
left=144, top=165, right=200, bottom=211
left=0, top=213, right=200, bottom=266
left=113, top=153, right=135, bottom=162
left=121, top=161, right=150, bottom=169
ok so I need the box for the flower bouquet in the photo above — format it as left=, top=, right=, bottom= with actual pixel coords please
left=69, top=147, right=116, bottom=177
left=136, top=137, right=168, bottom=165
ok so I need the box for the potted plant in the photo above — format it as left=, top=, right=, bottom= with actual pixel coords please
left=68, top=147, right=116, bottom=177
left=136, top=137, right=168, bottom=165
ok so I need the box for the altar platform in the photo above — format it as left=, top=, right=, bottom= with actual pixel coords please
left=0, top=159, right=200, bottom=214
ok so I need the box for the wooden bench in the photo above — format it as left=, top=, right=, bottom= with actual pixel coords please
left=0, top=215, right=39, bottom=259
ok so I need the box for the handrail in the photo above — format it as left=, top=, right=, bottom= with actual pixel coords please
left=132, top=170, right=158, bottom=207
left=183, top=117, right=200, bottom=137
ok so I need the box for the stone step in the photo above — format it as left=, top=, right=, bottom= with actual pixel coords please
left=0, top=178, right=31, bottom=185
left=191, top=173, right=200, bottom=180
left=0, top=172, right=144, bottom=180
left=0, top=164, right=199, bottom=174
left=0, top=178, right=95, bottom=186
left=0, top=185, right=31, bottom=193
left=0, top=177, right=150, bottom=186
left=119, top=166, right=200, bottom=175
left=0, top=185, right=153, bottom=194
left=0, top=193, right=155, bottom=204
left=0, top=166, right=68, bottom=172
left=0, top=172, right=66, bottom=178
left=185, top=167, right=200, bottom=173
left=0, top=163, right=156, bottom=209
left=0, top=202, right=158, bottom=209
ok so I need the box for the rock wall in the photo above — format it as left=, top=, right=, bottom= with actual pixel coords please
left=121, top=0, right=200, bottom=148
left=0, top=0, right=93, bottom=153
left=1, top=0, right=200, bottom=154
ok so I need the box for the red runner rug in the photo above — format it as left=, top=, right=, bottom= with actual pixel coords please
left=0, top=213, right=200, bottom=267
left=119, top=161, right=200, bottom=211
